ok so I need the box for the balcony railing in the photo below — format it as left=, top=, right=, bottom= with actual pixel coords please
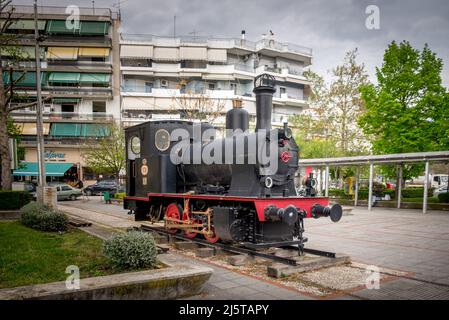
left=6, top=5, right=117, bottom=19
left=121, top=34, right=312, bottom=57
left=19, top=136, right=105, bottom=146
left=11, top=111, right=114, bottom=122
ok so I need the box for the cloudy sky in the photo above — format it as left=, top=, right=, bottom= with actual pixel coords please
left=14, top=0, right=449, bottom=86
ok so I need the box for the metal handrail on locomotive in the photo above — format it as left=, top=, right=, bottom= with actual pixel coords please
left=124, top=73, right=342, bottom=252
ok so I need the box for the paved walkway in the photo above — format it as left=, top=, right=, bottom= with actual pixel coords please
left=58, top=199, right=449, bottom=299
left=305, top=207, right=449, bottom=285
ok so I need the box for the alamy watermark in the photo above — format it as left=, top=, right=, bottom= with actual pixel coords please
left=65, top=265, right=80, bottom=290
left=168, top=124, right=282, bottom=175
left=365, top=265, right=380, bottom=290
left=365, top=5, right=380, bottom=30
left=65, top=5, right=80, bottom=30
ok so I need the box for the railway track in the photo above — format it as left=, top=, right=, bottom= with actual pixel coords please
left=139, top=224, right=337, bottom=266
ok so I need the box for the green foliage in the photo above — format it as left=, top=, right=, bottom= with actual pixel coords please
left=402, top=188, right=433, bottom=198
left=20, top=202, right=68, bottom=232
left=0, top=221, right=112, bottom=289
left=438, top=193, right=449, bottom=203
left=0, top=190, right=30, bottom=210
left=103, top=231, right=158, bottom=270
left=359, top=41, right=449, bottom=179
left=114, top=192, right=126, bottom=200
left=84, top=123, right=125, bottom=178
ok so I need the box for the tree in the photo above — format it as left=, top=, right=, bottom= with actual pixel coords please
left=290, top=50, right=370, bottom=159
left=328, top=49, right=370, bottom=155
left=83, top=123, right=126, bottom=183
left=0, top=1, right=50, bottom=189
left=171, top=79, right=226, bottom=124
left=358, top=41, right=449, bottom=179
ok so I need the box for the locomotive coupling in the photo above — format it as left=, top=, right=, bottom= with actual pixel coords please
left=311, top=204, right=343, bottom=223
left=264, top=205, right=299, bottom=226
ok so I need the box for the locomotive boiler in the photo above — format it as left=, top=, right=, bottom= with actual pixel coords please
left=124, top=74, right=342, bottom=250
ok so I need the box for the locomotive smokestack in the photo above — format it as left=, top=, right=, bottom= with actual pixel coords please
left=253, top=74, right=276, bottom=131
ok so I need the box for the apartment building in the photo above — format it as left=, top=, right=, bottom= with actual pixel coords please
left=120, top=33, right=312, bottom=128
left=1, top=5, right=120, bottom=184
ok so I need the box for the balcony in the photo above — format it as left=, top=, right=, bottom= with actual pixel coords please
left=11, top=111, right=114, bottom=122
left=19, top=136, right=104, bottom=147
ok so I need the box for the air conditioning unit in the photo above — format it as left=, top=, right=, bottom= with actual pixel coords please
left=161, top=80, right=168, bottom=87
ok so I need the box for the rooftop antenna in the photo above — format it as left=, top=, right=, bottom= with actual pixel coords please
left=173, top=15, right=176, bottom=38
left=188, top=30, right=203, bottom=41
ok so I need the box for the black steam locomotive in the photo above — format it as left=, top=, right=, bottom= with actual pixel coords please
left=124, top=74, right=341, bottom=250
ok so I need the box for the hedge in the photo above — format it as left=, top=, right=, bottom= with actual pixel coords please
left=402, top=188, right=433, bottom=198
left=0, top=191, right=31, bottom=210
left=438, top=193, right=449, bottom=203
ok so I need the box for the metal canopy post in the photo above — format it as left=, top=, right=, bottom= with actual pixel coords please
left=368, top=162, right=374, bottom=211
left=397, top=164, right=403, bottom=209
left=354, top=166, right=359, bottom=207
left=325, top=165, right=330, bottom=197
left=423, top=161, right=430, bottom=214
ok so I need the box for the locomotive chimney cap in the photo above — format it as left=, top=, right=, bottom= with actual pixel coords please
left=253, top=73, right=276, bottom=93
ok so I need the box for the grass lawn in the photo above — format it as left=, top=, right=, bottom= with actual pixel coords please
left=0, top=221, right=114, bottom=289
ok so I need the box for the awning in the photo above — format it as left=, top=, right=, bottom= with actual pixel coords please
left=79, top=47, right=110, bottom=57
left=46, top=20, right=79, bottom=34
left=2, top=71, right=47, bottom=87
left=52, top=98, right=81, bottom=104
left=7, top=19, right=46, bottom=30
left=50, top=123, right=83, bottom=137
left=79, top=21, right=110, bottom=35
left=48, top=72, right=81, bottom=84
left=120, top=45, right=153, bottom=58
left=81, top=124, right=110, bottom=137
left=207, top=49, right=227, bottom=62
left=79, top=73, right=110, bottom=84
left=15, top=123, right=50, bottom=135
left=13, top=162, right=74, bottom=177
left=180, top=47, right=207, bottom=60
left=47, top=47, right=78, bottom=60
left=153, top=47, right=179, bottom=61
left=51, top=123, right=110, bottom=137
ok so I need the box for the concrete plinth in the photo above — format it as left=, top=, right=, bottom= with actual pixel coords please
left=0, top=254, right=213, bottom=300
left=227, top=254, right=255, bottom=266
left=196, top=248, right=215, bottom=258
left=267, top=254, right=351, bottom=278
left=174, top=241, right=198, bottom=250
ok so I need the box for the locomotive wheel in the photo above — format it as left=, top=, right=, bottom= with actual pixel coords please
left=203, top=226, right=220, bottom=244
left=165, top=203, right=181, bottom=234
left=182, top=212, right=199, bottom=239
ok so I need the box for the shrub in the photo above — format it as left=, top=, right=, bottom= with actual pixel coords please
left=103, top=231, right=158, bottom=270
left=0, top=191, right=30, bottom=210
left=20, top=202, right=68, bottom=232
left=114, top=193, right=126, bottom=200
left=402, top=188, right=433, bottom=198
left=438, top=193, right=449, bottom=204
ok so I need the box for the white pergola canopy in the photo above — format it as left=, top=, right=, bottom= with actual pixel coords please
left=298, top=151, right=449, bottom=214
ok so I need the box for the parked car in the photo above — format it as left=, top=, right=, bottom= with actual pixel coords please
left=83, top=180, right=118, bottom=196
left=434, top=184, right=449, bottom=197
left=53, top=184, right=82, bottom=201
